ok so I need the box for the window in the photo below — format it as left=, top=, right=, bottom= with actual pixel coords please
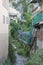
left=3, top=15, right=9, bottom=24
left=6, top=17, right=9, bottom=24
left=3, top=15, right=5, bottom=24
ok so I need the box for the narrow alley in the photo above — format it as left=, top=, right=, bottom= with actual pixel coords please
left=13, top=53, right=27, bottom=65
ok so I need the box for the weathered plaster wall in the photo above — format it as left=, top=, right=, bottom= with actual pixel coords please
left=0, top=0, right=9, bottom=64
left=37, top=27, right=43, bottom=49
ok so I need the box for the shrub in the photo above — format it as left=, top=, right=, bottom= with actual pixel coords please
left=25, top=49, right=43, bottom=65
left=8, top=20, right=20, bottom=64
left=4, top=59, right=11, bottom=65
left=8, top=37, right=16, bottom=64
left=15, top=41, right=23, bottom=49
left=8, top=43, right=16, bottom=64
left=17, top=44, right=30, bottom=57
left=9, top=20, right=20, bottom=39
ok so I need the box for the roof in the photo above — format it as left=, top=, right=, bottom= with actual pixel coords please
left=30, top=0, right=41, bottom=3
left=30, top=0, right=37, bottom=3
left=32, top=12, right=43, bottom=25
left=30, top=0, right=41, bottom=6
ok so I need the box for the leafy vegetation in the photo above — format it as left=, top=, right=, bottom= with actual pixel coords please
left=4, top=59, right=11, bottom=65
left=8, top=39, right=16, bottom=64
left=8, top=1, right=34, bottom=64
left=25, top=49, right=43, bottom=65
left=17, top=47, right=30, bottom=57
left=14, top=41, right=30, bottom=57
left=11, top=0, right=32, bottom=32
left=24, top=12, right=32, bottom=27
left=8, top=20, right=20, bottom=64
left=9, top=20, right=20, bottom=39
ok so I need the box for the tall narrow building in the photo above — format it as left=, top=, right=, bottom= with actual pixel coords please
left=0, top=0, right=9, bottom=64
